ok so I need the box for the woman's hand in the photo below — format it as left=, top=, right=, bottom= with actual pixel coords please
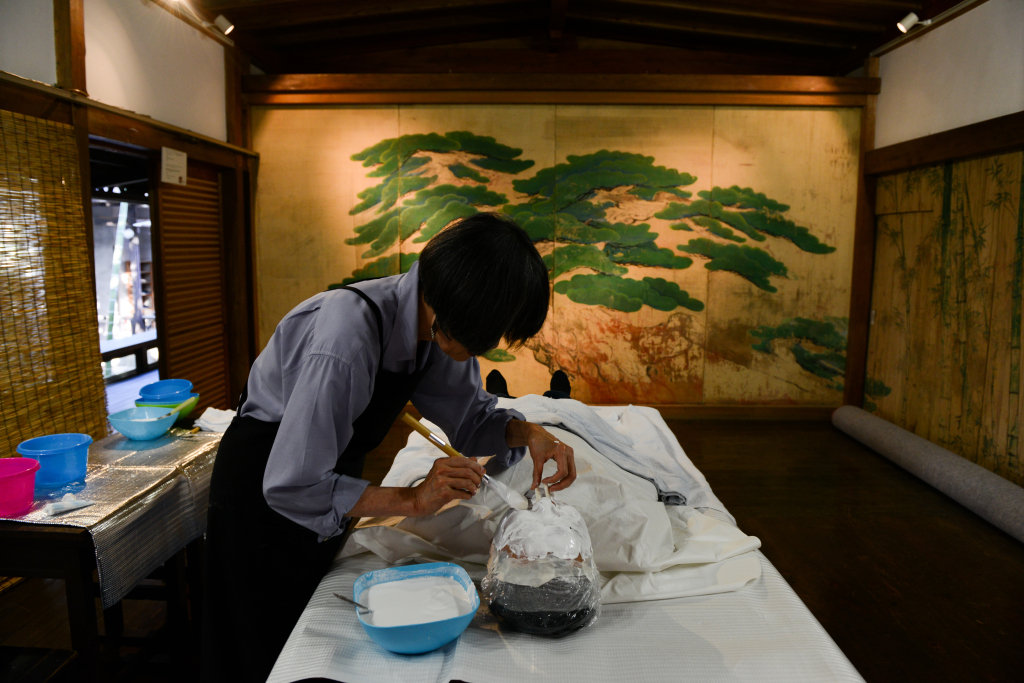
left=345, top=457, right=485, bottom=519
left=507, top=420, right=576, bottom=491
left=411, top=456, right=485, bottom=516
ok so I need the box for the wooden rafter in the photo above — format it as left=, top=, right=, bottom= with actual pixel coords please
left=252, top=6, right=541, bottom=47
left=548, top=0, right=569, bottom=52
left=211, top=0, right=532, bottom=31
left=568, top=11, right=861, bottom=50
left=596, top=0, right=887, bottom=33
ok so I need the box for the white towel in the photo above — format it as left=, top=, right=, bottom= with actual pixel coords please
left=195, top=407, right=236, bottom=432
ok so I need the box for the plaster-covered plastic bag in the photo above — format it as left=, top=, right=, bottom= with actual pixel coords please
left=481, top=487, right=601, bottom=637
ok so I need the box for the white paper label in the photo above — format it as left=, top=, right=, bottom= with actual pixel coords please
left=161, top=147, right=187, bottom=185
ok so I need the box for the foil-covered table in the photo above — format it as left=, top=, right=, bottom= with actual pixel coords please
left=0, top=430, right=221, bottom=608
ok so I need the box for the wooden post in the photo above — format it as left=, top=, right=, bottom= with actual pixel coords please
left=55, top=0, right=97, bottom=335
left=844, top=56, right=879, bottom=407
left=225, top=47, right=249, bottom=148
left=53, top=0, right=87, bottom=95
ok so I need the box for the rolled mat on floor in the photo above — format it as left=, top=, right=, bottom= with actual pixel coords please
left=833, top=406, right=1024, bottom=544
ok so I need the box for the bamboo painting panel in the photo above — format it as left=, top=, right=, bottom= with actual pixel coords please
left=703, top=108, right=861, bottom=405
left=251, top=106, right=400, bottom=349
left=865, top=212, right=909, bottom=417
left=866, top=152, right=1024, bottom=486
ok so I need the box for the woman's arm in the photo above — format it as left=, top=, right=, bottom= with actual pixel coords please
left=506, top=419, right=577, bottom=491
left=344, top=456, right=486, bottom=517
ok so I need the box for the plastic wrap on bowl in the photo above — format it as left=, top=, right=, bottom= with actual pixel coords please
left=480, top=489, right=600, bottom=637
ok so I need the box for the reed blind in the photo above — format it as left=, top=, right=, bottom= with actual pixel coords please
left=0, top=109, right=107, bottom=456
left=157, top=165, right=231, bottom=412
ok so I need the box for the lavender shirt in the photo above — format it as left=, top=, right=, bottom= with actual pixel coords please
left=239, top=262, right=526, bottom=539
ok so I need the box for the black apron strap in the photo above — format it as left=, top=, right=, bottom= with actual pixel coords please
left=337, top=285, right=385, bottom=361
left=236, top=284, right=386, bottom=411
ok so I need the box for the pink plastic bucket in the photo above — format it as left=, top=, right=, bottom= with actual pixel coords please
left=0, top=458, right=41, bottom=517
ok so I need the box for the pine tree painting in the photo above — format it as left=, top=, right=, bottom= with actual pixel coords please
left=334, top=129, right=845, bottom=403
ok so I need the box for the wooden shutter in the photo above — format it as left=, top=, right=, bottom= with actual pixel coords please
left=155, top=162, right=231, bottom=412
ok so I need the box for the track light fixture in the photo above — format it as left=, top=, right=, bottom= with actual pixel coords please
left=897, top=12, right=932, bottom=33
left=214, top=14, right=235, bottom=35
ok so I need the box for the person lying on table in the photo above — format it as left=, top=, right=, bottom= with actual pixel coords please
left=201, top=212, right=577, bottom=683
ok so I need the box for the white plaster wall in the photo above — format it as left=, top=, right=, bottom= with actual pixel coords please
left=84, top=0, right=226, bottom=141
left=0, top=0, right=57, bottom=85
left=876, top=0, right=1024, bottom=148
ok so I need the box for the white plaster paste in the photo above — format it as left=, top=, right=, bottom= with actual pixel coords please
left=495, top=497, right=592, bottom=562
left=364, top=576, right=473, bottom=627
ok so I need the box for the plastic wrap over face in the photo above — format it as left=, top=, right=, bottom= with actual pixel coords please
left=480, top=489, right=601, bottom=637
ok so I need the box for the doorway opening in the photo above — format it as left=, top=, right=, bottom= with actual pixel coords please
left=90, top=147, right=159, bottom=413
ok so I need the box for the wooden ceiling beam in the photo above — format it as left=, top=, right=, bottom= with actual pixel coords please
left=279, top=47, right=831, bottom=76
left=253, top=7, right=542, bottom=47
left=548, top=0, right=569, bottom=52
left=243, top=73, right=880, bottom=95
left=566, top=12, right=861, bottom=50
left=597, top=0, right=885, bottom=33
left=202, top=0, right=535, bottom=30
left=279, top=25, right=535, bottom=61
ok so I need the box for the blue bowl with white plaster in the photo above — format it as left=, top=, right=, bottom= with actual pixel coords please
left=16, top=433, right=92, bottom=487
left=353, top=562, right=480, bottom=655
left=108, top=407, right=176, bottom=441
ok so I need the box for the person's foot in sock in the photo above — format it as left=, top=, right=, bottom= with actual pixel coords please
left=486, top=369, right=514, bottom=398
left=550, top=370, right=571, bottom=397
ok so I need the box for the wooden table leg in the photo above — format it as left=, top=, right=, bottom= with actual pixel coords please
left=103, top=601, right=124, bottom=636
left=165, top=548, right=190, bottom=657
left=185, top=536, right=206, bottom=642
left=63, top=546, right=100, bottom=683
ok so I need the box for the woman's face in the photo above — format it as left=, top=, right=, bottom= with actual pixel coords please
left=432, top=319, right=473, bottom=362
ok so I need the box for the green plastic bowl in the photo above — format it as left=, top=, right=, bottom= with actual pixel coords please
left=135, top=392, right=199, bottom=423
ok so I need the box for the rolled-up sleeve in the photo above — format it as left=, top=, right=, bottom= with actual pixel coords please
left=412, top=356, right=527, bottom=467
left=262, top=352, right=373, bottom=538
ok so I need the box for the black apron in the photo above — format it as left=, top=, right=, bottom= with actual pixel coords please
left=201, top=286, right=432, bottom=683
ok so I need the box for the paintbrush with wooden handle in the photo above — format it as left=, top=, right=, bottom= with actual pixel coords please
left=401, top=413, right=529, bottom=510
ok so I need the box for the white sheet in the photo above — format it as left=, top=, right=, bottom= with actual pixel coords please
left=268, top=551, right=865, bottom=683
left=342, top=420, right=761, bottom=603
left=269, top=403, right=863, bottom=683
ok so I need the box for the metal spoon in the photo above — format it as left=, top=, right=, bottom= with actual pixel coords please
left=334, top=592, right=372, bottom=613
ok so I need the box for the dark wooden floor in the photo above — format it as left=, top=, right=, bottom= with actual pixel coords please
left=672, top=420, right=1024, bottom=683
left=2, top=418, right=1022, bottom=682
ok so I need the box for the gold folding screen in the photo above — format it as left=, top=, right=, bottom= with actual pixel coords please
left=0, top=109, right=107, bottom=456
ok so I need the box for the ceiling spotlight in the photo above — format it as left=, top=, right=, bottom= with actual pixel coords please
left=214, top=14, right=234, bottom=35
left=897, top=12, right=932, bottom=33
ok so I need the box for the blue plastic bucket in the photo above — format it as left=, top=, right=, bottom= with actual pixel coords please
left=353, top=562, right=480, bottom=654
left=16, top=433, right=92, bottom=487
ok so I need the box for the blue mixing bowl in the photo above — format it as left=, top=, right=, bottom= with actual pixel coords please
left=354, top=562, right=480, bottom=655
left=108, top=407, right=176, bottom=441
left=16, top=433, right=92, bottom=487
left=139, top=379, right=193, bottom=402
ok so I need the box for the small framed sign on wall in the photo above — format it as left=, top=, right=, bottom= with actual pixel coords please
left=161, top=147, right=187, bottom=185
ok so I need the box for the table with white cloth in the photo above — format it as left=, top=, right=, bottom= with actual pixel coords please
left=269, top=401, right=864, bottom=683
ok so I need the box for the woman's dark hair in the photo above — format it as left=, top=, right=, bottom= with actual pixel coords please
left=418, top=212, right=549, bottom=357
